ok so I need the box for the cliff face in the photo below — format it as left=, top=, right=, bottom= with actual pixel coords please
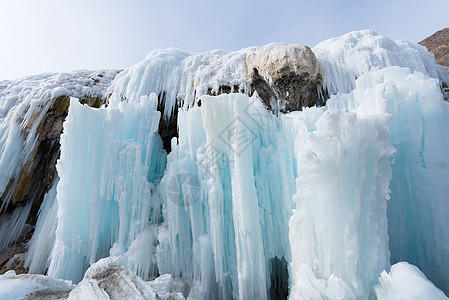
left=419, top=28, right=449, bottom=68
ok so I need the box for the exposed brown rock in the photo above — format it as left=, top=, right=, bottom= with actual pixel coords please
left=419, top=28, right=449, bottom=68
left=245, top=44, right=327, bottom=112
left=0, top=224, right=32, bottom=275
left=79, top=95, right=107, bottom=108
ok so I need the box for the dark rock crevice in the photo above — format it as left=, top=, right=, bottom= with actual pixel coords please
left=268, top=256, right=289, bottom=300
left=249, top=68, right=328, bottom=113
left=157, top=92, right=179, bottom=154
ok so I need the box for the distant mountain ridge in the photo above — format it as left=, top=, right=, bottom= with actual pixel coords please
left=419, top=28, right=449, bottom=68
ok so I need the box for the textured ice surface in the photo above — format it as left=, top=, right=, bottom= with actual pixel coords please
left=108, top=47, right=249, bottom=118
left=374, top=262, right=449, bottom=300
left=107, top=42, right=321, bottom=119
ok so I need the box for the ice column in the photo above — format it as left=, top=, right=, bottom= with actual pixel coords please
left=48, top=94, right=165, bottom=283
left=289, top=70, right=396, bottom=299
left=157, top=94, right=295, bottom=299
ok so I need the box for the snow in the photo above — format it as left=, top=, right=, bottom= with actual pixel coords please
left=313, top=30, right=449, bottom=95
left=0, top=258, right=190, bottom=300
left=0, top=270, right=74, bottom=299
left=107, top=42, right=320, bottom=119
left=374, top=262, right=449, bottom=300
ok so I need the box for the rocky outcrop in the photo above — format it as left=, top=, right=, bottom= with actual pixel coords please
left=204, top=44, right=327, bottom=113
left=419, top=28, right=449, bottom=100
left=419, top=28, right=449, bottom=68
left=245, top=44, right=326, bottom=113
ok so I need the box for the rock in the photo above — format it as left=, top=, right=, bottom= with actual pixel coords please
left=419, top=28, right=449, bottom=100
left=68, top=257, right=158, bottom=300
left=148, top=273, right=193, bottom=299
left=157, top=92, right=178, bottom=153
left=0, top=224, right=33, bottom=275
left=419, top=28, right=449, bottom=68
left=245, top=44, right=327, bottom=112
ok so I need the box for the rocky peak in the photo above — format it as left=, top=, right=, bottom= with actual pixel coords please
left=419, top=28, right=449, bottom=68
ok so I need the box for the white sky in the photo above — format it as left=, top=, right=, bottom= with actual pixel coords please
left=0, top=0, right=448, bottom=80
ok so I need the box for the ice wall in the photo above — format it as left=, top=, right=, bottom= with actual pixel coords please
left=157, top=94, right=295, bottom=299
left=287, top=74, right=395, bottom=299
left=325, top=66, right=449, bottom=294
left=47, top=94, right=165, bottom=283
left=383, top=70, right=449, bottom=292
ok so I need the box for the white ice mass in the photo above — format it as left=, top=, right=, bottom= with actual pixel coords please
left=1, top=30, right=449, bottom=299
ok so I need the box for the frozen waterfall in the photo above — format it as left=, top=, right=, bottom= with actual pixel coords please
left=1, top=30, right=448, bottom=299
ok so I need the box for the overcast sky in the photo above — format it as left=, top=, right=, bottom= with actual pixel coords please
left=0, top=0, right=448, bottom=80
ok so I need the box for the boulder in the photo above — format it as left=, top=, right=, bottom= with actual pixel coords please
left=245, top=44, right=327, bottom=112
